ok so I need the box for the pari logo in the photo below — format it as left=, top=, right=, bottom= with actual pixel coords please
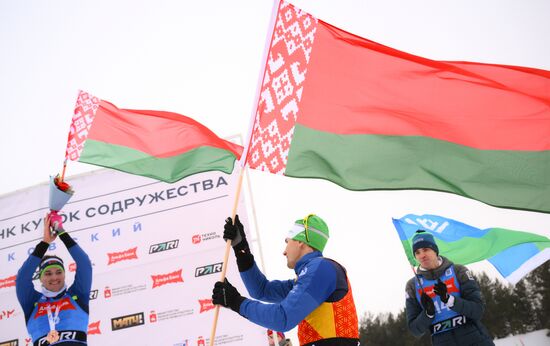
left=197, top=336, right=206, bottom=346
left=0, top=339, right=18, bottom=346
left=107, top=247, right=138, bottom=265
left=69, top=262, right=77, bottom=272
left=195, top=263, right=222, bottom=277
left=151, top=269, right=184, bottom=288
left=0, top=275, right=16, bottom=289
left=111, top=312, right=144, bottom=331
left=36, top=331, right=80, bottom=345
left=88, top=321, right=101, bottom=335
left=149, top=239, right=179, bottom=254
left=199, top=299, right=215, bottom=313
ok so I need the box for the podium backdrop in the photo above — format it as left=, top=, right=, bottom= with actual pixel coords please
left=0, top=168, right=267, bottom=346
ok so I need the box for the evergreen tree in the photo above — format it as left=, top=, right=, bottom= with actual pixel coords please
left=509, top=279, right=537, bottom=333
left=539, top=262, right=550, bottom=332
left=478, top=272, right=514, bottom=338
left=525, top=261, right=549, bottom=333
left=360, top=310, right=430, bottom=345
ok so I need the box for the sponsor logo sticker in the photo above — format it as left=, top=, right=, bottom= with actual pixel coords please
left=34, top=298, right=75, bottom=319
left=192, top=235, right=201, bottom=244
left=466, top=270, right=475, bottom=281
left=417, top=277, right=459, bottom=299
left=149, top=240, right=179, bottom=254
left=111, top=312, right=144, bottom=331
left=195, top=263, right=222, bottom=277
left=199, top=299, right=215, bottom=313
left=107, top=247, right=138, bottom=265
left=0, top=275, right=16, bottom=289
left=191, top=233, right=220, bottom=244
left=88, top=321, right=101, bottom=335
left=151, top=269, right=184, bottom=288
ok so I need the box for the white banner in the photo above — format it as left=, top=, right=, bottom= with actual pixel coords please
left=0, top=168, right=267, bottom=346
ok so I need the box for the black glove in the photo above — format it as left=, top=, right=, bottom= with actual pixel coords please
left=212, top=278, right=246, bottom=313
left=433, top=279, right=449, bottom=303
left=223, top=215, right=254, bottom=271
left=223, top=215, right=248, bottom=249
left=421, top=293, right=435, bottom=317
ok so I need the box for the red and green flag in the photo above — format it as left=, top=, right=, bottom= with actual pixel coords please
left=65, top=90, right=242, bottom=182
left=245, top=0, right=550, bottom=213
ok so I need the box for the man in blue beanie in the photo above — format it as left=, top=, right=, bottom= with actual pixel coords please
left=405, top=230, right=494, bottom=346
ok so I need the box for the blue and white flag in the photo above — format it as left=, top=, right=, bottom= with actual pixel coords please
left=393, top=214, right=550, bottom=284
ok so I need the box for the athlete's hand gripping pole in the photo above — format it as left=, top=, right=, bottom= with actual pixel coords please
left=209, top=167, right=245, bottom=346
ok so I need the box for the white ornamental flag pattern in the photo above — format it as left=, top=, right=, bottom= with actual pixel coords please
left=65, top=90, right=100, bottom=161
left=247, top=1, right=318, bottom=174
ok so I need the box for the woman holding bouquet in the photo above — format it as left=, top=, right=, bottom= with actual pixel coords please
left=16, top=213, right=92, bottom=345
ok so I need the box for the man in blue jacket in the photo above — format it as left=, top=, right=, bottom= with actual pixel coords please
left=16, top=213, right=92, bottom=345
left=405, top=230, right=494, bottom=345
left=212, top=214, right=359, bottom=346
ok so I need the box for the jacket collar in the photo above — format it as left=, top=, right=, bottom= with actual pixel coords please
left=294, top=251, right=322, bottom=275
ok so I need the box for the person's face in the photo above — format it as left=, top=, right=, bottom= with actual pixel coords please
left=283, top=239, right=303, bottom=269
left=414, top=247, right=439, bottom=270
left=40, top=267, right=65, bottom=292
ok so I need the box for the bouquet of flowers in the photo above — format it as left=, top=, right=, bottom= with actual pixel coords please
left=48, top=175, right=74, bottom=234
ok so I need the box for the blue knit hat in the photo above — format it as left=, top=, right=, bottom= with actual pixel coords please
left=412, top=230, right=439, bottom=255
left=39, top=255, right=64, bottom=278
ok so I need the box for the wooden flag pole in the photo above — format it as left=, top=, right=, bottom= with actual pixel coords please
left=208, top=0, right=281, bottom=341
left=209, top=167, right=245, bottom=346
left=60, top=159, right=68, bottom=182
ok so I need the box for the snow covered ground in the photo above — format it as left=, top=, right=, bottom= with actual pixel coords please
left=494, top=329, right=550, bottom=346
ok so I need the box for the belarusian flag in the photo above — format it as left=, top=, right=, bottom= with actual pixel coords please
left=393, top=214, right=550, bottom=284
left=65, top=90, right=242, bottom=182
left=245, top=0, right=550, bottom=213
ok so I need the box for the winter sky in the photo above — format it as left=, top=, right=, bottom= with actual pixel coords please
left=1, top=0, right=549, bottom=323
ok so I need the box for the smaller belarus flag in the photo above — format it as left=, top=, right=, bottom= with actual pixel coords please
left=64, top=90, right=243, bottom=183
left=393, top=214, right=550, bottom=284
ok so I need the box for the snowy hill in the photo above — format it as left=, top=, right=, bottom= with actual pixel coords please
left=494, top=329, right=550, bottom=346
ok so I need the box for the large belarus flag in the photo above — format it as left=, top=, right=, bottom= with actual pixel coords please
left=393, top=214, right=550, bottom=284
left=245, top=0, right=550, bottom=213
left=65, top=91, right=243, bottom=182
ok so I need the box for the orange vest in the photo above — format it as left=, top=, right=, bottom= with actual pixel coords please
left=297, top=278, right=359, bottom=345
